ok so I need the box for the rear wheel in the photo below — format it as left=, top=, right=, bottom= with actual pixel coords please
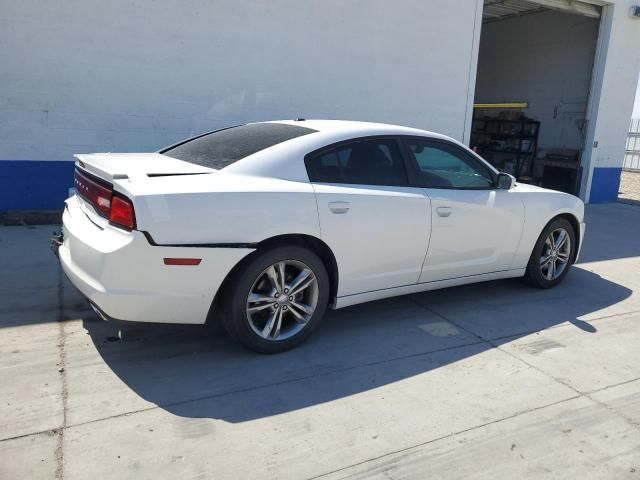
left=524, top=218, right=575, bottom=288
left=222, top=245, right=329, bottom=353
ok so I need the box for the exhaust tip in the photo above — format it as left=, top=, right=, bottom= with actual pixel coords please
left=89, top=303, right=109, bottom=322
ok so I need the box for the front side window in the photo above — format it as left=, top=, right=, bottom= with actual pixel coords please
left=406, top=139, right=494, bottom=189
left=306, top=138, right=408, bottom=186
left=161, top=123, right=317, bottom=170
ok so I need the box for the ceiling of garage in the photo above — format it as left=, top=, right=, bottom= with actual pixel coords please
left=483, top=0, right=600, bottom=23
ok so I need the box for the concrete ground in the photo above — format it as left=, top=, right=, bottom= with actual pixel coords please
left=1, top=203, right=640, bottom=480
left=619, top=170, right=640, bottom=204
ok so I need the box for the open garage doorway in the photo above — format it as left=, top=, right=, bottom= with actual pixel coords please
left=472, top=0, right=602, bottom=195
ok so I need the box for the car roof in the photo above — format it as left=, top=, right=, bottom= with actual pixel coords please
left=265, top=119, right=455, bottom=143
left=221, top=119, right=481, bottom=183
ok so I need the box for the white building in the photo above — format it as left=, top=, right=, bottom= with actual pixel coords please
left=1, top=0, right=639, bottom=210
left=634, top=78, right=640, bottom=117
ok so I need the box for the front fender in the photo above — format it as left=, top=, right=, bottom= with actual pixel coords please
left=511, top=189, right=584, bottom=269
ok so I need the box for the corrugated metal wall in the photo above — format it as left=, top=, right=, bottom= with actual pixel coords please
left=624, top=118, right=640, bottom=171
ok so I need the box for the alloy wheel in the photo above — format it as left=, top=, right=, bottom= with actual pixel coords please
left=539, top=228, right=571, bottom=280
left=246, top=260, right=319, bottom=341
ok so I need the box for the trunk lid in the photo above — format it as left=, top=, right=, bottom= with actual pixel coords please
left=72, top=152, right=213, bottom=230
left=74, top=153, right=214, bottom=183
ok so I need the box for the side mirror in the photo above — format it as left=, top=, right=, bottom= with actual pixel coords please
left=497, top=172, right=516, bottom=190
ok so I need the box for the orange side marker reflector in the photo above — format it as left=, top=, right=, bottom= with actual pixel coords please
left=163, top=258, right=202, bottom=266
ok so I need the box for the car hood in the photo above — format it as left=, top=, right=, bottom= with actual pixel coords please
left=511, top=182, right=554, bottom=194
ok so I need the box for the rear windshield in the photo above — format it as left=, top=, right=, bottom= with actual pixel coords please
left=160, top=123, right=317, bottom=169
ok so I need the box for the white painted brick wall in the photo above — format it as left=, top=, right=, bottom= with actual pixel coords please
left=0, top=0, right=480, bottom=160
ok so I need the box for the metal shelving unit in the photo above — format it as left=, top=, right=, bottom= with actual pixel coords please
left=470, top=118, right=540, bottom=179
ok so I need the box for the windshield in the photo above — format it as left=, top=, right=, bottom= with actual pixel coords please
left=160, top=123, right=317, bottom=170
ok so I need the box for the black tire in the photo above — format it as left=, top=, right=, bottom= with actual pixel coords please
left=221, top=245, right=330, bottom=354
left=523, top=217, right=576, bottom=289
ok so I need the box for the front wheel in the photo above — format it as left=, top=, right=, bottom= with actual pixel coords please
left=524, top=218, right=576, bottom=289
left=222, top=245, right=330, bottom=354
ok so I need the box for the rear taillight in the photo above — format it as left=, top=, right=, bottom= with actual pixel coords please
left=74, top=169, right=112, bottom=217
left=74, top=168, right=136, bottom=231
left=109, top=194, right=136, bottom=230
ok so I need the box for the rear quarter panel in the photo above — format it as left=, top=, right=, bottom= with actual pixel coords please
left=125, top=172, right=321, bottom=245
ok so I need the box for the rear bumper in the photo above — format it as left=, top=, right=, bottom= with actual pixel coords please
left=59, top=195, right=253, bottom=324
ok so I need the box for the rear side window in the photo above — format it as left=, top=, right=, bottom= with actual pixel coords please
left=161, top=123, right=317, bottom=170
left=305, top=138, right=408, bottom=186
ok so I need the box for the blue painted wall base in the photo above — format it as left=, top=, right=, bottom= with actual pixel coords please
left=0, top=160, right=626, bottom=212
left=0, top=161, right=75, bottom=212
left=589, top=167, right=622, bottom=204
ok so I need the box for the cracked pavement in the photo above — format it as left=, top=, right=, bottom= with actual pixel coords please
left=1, top=202, right=640, bottom=479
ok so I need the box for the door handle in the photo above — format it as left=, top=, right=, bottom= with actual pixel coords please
left=328, top=201, right=350, bottom=214
left=436, top=206, right=452, bottom=217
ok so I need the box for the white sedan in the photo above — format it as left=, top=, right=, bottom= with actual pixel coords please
left=55, top=120, right=585, bottom=353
